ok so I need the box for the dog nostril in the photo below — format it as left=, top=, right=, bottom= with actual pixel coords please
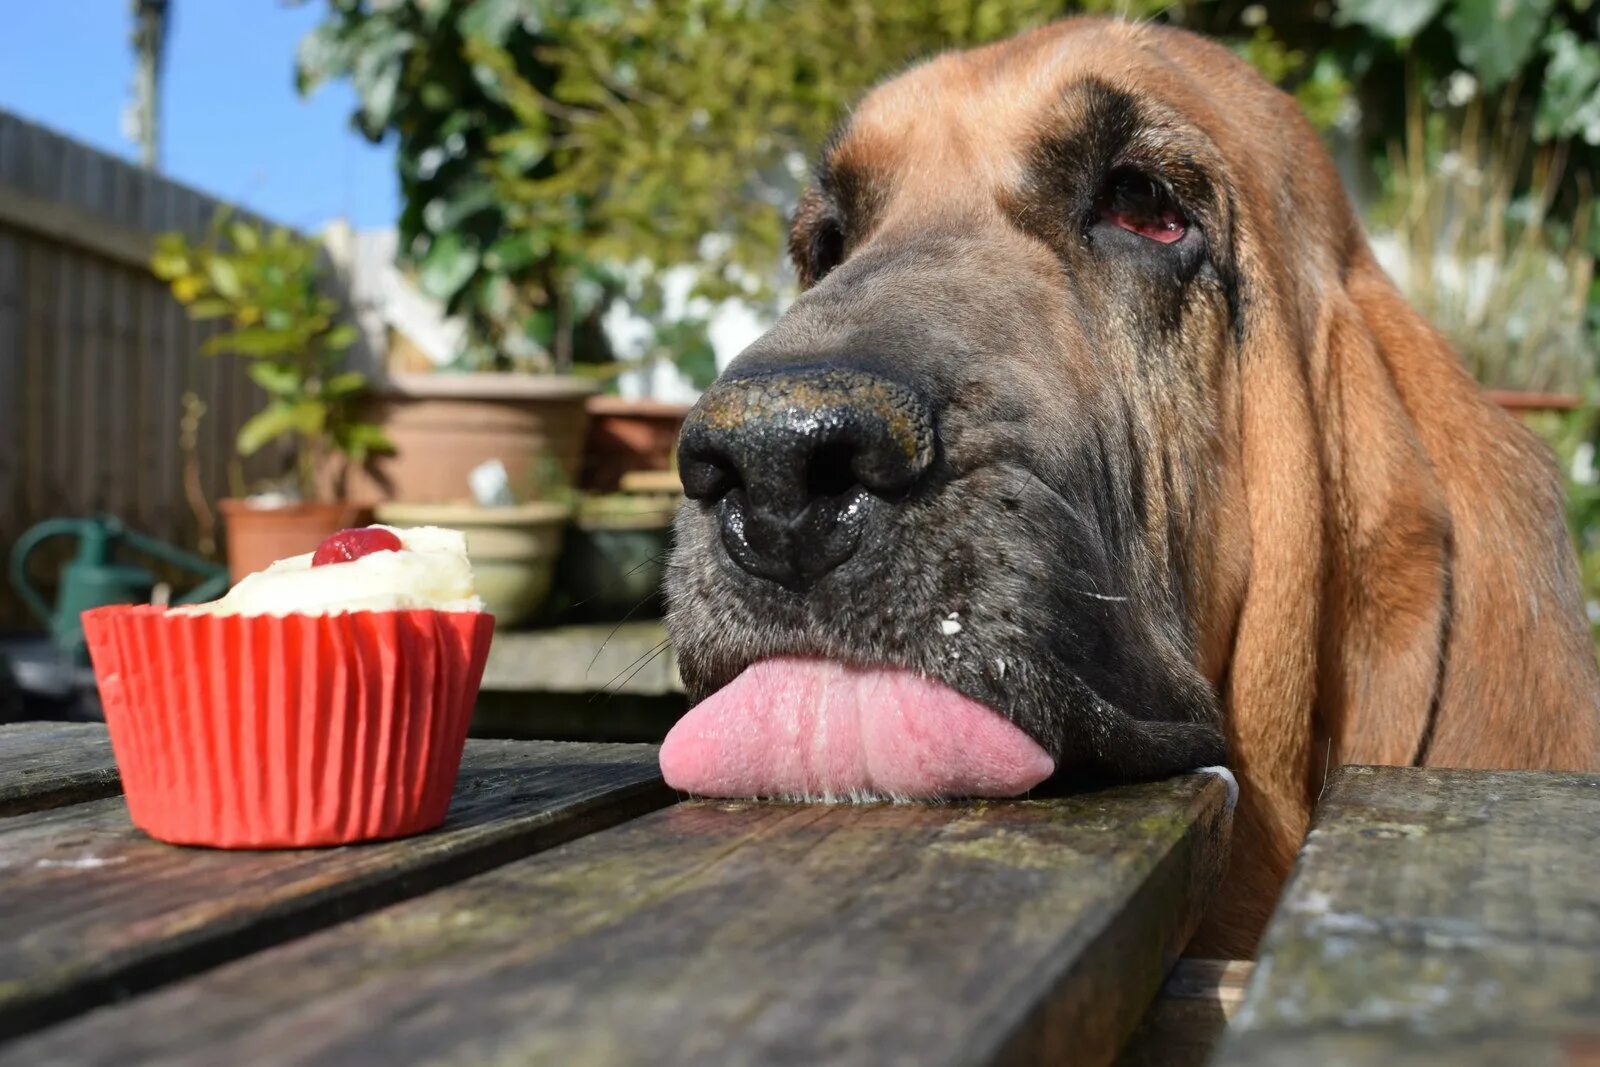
left=680, top=451, right=742, bottom=503
left=805, top=441, right=860, bottom=501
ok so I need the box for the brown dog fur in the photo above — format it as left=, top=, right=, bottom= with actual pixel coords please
left=797, top=18, right=1600, bottom=956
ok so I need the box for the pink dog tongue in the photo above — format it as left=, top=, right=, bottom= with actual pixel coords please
left=659, top=658, right=1055, bottom=799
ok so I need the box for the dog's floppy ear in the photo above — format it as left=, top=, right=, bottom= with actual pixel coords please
left=1300, top=240, right=1600, bottom=784
left=1216, top=222, right=1599, bottom=955
left=1336, top=250, right=1600, bottom=772
left=1307, top=256, right=1453, bottom=771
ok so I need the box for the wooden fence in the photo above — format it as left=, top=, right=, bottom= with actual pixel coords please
left=0, top=111, right=281, bottom=630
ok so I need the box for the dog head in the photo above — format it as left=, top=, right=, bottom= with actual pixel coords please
left=662, top=17, right=1598, bottom=841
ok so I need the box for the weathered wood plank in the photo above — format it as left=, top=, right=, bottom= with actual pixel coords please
left=0, top=775, right=1231, bottom=1067
left=0, top=723, right=120, bottom=816
left=0, top=739, right=670, bottom=1041
left=1219, top=766, right=1600, bottom=1066
left=1114, top=958, right=1252, bottom=1067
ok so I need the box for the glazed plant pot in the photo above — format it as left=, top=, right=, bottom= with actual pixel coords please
left=581, top=396, right=692, bottom=494
left=374, top=501, right=570, bottom=629
left=343, top=373, right=598, bottom=506
left=557, top=495, right=681, bottom=622
left=219, top=500, right=366, bottom=585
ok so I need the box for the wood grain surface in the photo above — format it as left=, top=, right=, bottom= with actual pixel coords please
left=1218, top=765, right=1600, bottom=1066
left=0, top=737, right=669, bottom=1041
left=1, top=774, right=1231, bottom=1067
left=0, top=723, right=121, bottom=816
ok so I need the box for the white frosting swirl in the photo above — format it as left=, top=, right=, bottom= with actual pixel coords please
left=182, top=525, right=483, bottom=617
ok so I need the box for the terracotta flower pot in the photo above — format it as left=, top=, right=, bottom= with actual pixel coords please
left=1487, top=390, right=1583, bottom=420
left=218, top=499, right=366, bottom=585
left=375, top=501, right=570, bottom=629
left=581, top=396, right=693, bottom=493
left=338, top=373, right=599, bottom=506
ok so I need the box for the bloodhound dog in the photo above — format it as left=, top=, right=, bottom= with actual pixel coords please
left=660, top=17, right=1600, bottom=956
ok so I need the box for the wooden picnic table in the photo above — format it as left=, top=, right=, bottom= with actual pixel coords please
left=1219, top=765, right=1600, bottom=1066
left=0, top=722, right=1229, bottom=1066
left=2, top=723, right=1595, bottom=1066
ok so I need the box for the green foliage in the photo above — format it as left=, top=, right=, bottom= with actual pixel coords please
left=1520, top=406, right=1600, bottom=649
left=1332, top=0, right=1600, bottom=142
left=151, top=212, right=390, bottom=500
left=294, top=0, right=1592, bottom=387
left=1369, top=90, right=1596, bottom=394
left=1539, top=27, right=1600, bottom=142
left=296, top=0, right=1175, bottom=373
left=1335, top=0, right=1444, bottom=41
left=1445, top=0, right=1556, bottom=91
left=1235, top=25, right=1353, bottom=128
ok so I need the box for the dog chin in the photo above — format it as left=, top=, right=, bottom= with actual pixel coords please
left=658, top=656, right=1057, bottom=800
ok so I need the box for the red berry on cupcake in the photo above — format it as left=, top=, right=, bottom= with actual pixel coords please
left=312, top=527, right=404, bottom=567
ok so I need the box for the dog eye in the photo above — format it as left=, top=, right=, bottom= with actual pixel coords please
left=810, top=219, right=845, bottom=280
left=1096, top=169, right=1187, bottom=245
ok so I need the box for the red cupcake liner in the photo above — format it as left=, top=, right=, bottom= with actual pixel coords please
left=82, top=605, right=494, bottom=849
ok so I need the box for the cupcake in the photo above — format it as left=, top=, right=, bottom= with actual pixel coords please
left=82, top=526, right=494, bottom=849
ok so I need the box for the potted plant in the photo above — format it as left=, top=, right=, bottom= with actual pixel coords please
left=582, top=396, right=694, bottom=494
left=537, top=467, right=680, bottom=625
left=578, top=286, right=718, bottom=493
left=374, top=456, right=574, bottom=629
left=298, top=5, right=603, bottom=510
left=348, top=370, right=596, bottom=507
left=152, top=214, right=390, bottom=582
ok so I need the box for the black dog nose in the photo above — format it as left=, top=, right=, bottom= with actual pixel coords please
left=678, top=368, right=936, bottom=588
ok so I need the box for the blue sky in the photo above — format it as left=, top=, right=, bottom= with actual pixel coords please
left=0, top=1, right=400, bottom=231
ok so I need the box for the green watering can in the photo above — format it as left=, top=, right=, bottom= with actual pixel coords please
left=9, top=516, right=231, bottom=664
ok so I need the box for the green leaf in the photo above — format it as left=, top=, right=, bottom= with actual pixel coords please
left=459, top=0, right=524, bottom=46
left=171, top=274, right=207, bottom=304
left=417, top=231, right=480, bottom=302
left=324, top=323, right=361, bottom=351
left=1446, top=0, right=1555, bottom=91
left=415, top=0, right=452, bottom=31
left=672, top=337, right=719, bottom=390
left=350, top=30, right=413, bottom=137
left=421, top=180, right=498, bottom=233
left=324, top=370, right=368, bottom=396
left=290, top=399, right=328, bottom=437
left=236, top=402, right=299, bottom=456
left=295, top=22, right=351, bottom=94
left=184, top=297, right=234, bottom=321
left=333, top=421, right=393, bottom=462
left=1538, top=29, right=1600, bottom=144
left=205, top=327, right=301, bottom=358
left=149, top=233, right=193, bottom=279
left=485, top=230, right=545, bottom=272
left=205, top=258, right=243, bottom=300
left=246, top=361, right=302, bottom=398
left=524, top=306, right=556, bottom=350
left=1335, top=0, right=1444, bottom=41
left=227, top=221, right=261, bottom=253
left=488, top=128, right=550, bottom=169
